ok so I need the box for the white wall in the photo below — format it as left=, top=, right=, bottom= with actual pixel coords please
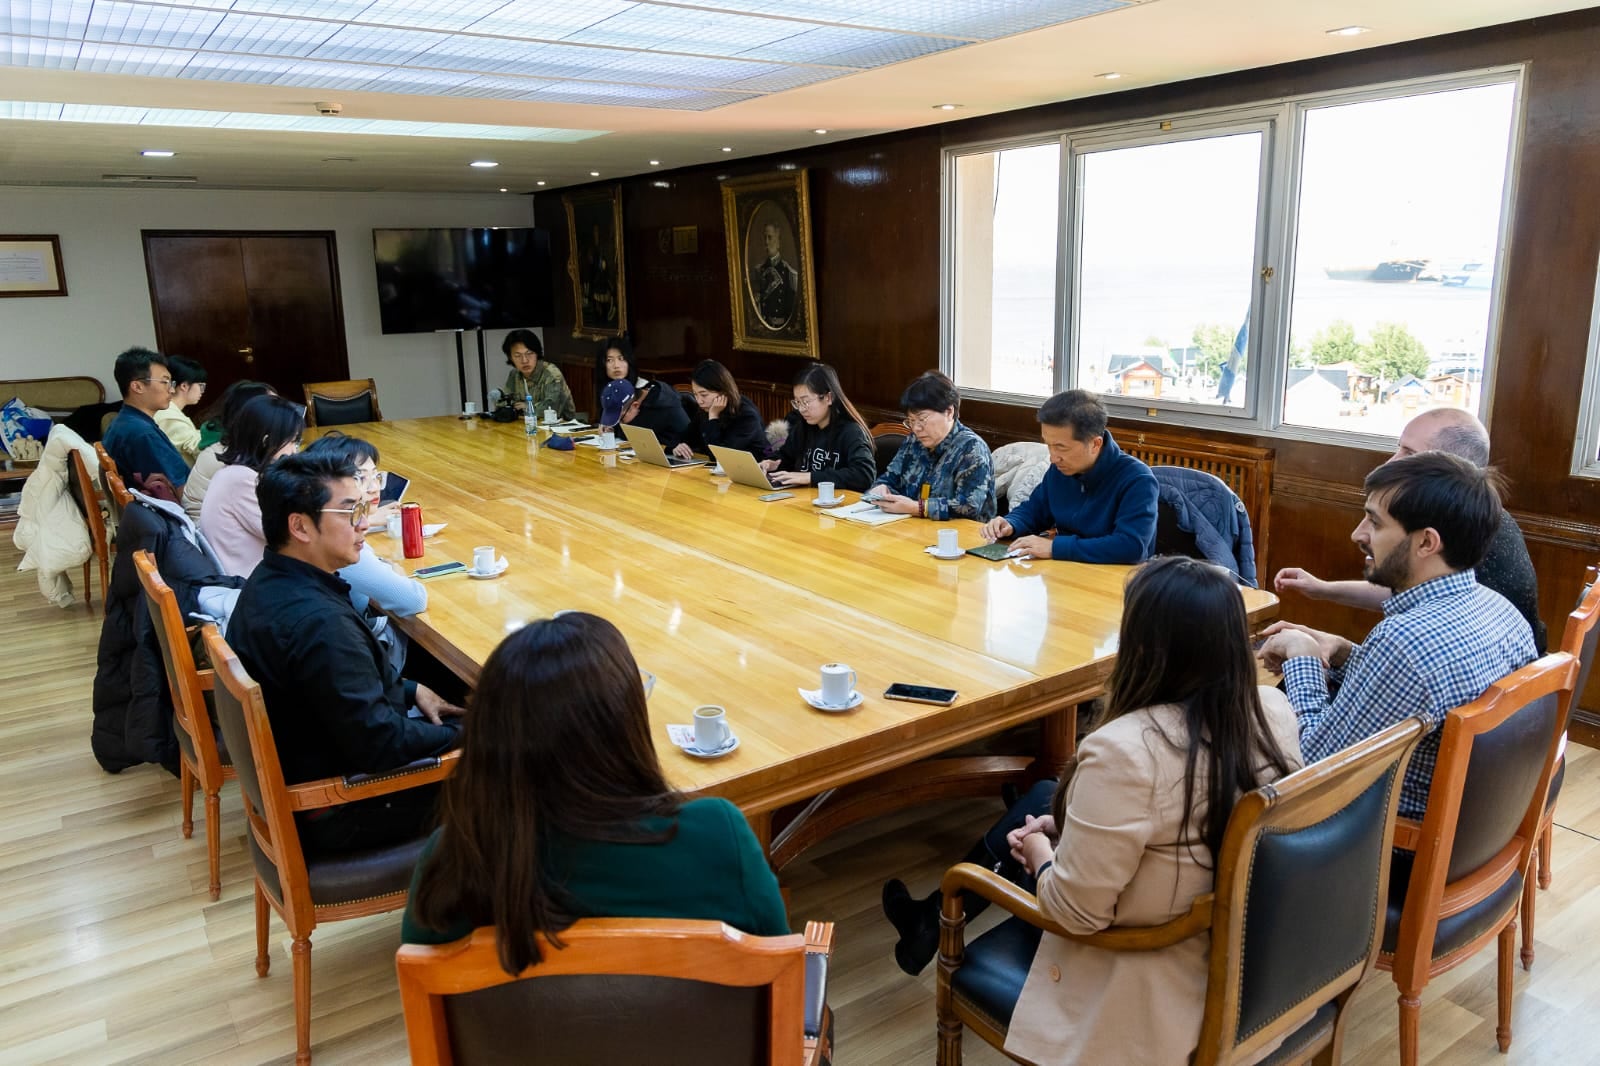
left=0, top=186, right=537, bottom=419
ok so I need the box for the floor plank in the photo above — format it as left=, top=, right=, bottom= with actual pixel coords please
left=2, top=540, right=1596, bottom=1064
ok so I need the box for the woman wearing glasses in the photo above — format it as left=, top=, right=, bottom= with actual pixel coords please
left=761, top=362, right=876, bottom=491
left=868, top=370, right=996, bottom=521
left=671, top=359, right=769, bottom=461
left=302, top=434, right=426, bottom=619
left=199, top=394, right=306, bottom=577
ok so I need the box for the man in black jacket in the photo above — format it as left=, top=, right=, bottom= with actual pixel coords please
left=227, top=452, right=462, bottom=854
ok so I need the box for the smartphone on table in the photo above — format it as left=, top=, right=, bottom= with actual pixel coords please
left=883, top=683, right=960, bottom=706
left=414, top=561, right=467, bottom=579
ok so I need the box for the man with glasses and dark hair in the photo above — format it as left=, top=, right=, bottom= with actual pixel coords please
left=226, top=453, right=463, bottom=854
left=980, top=389, right=1157, bottom=562
left=101, top=346, right=192, bottom=489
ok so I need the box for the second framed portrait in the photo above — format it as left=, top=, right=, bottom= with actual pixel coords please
left=563, top=186, right=626, bottom=340
left=720, top=170, right=819, bottom=358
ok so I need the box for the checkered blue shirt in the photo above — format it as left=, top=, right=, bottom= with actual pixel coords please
left=1282, top=570, right=1536, bottom=819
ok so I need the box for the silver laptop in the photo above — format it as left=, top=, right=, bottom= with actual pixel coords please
left=619, top=423, right=706, bottom=469
left=708, top=444, right=778, bottom=490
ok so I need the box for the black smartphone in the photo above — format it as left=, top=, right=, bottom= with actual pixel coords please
left=883, top=683, right=959, bottom=706
left=758, top=491, right=795, bottom=502
left=414, top=561, right=467, bottom=579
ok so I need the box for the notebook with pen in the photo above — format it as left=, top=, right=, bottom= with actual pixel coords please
left=834, top=502, right=910, bottom=526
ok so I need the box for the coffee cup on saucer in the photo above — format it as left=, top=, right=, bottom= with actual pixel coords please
left=936, top=529, right=961, bottom=556
left=543, top=407, right=558, bottom=424
left=815, top=481, right=838, bottom=505
left=472, top=545, right=498, bottom=574
left=693, top=705, right=730, bottom=751
left=462, top=401, right=478, bottom=417
left=820, top=662, right=857, bottom=706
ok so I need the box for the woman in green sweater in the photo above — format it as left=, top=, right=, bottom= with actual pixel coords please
left=401, top=612, right=788, bottom=973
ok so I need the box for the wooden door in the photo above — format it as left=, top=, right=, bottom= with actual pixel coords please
left=143, top=231, right=349, bottom=401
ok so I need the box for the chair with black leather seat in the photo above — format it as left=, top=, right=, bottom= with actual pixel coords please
left=869, top=422, right=906, bottom=476
left=134, top=550, right=234, bottom=900
left=1520, top=566, right=1597, bottom=969
left=302, top=379, right=382, bottom=427
left=1379, top=651, right=1579, bottom=1066
left=935, top=715, right=1428, bottom=1066
left=396, top=919, right=835, bottom=1066
left=202, top=625, right=458, bottom=1065
left=66, top=448, right=111, bottom=611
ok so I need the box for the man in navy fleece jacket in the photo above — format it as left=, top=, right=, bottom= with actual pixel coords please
left=980, top=389, right=1157, bottom=563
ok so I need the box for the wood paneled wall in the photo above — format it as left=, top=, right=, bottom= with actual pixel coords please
left=536, top=9, right=1600, bottom=716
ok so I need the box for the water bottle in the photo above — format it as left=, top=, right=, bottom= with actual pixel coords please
left=524, top=393, right=537, bottom=436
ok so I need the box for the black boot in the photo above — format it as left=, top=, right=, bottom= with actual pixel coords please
left=881, top=841, right=1010, bottom=976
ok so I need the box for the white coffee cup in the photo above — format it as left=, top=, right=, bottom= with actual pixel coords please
left=463, top=401, right=478, bottom=416
left=693, top=705, right=730, bottom=751
left=937, top=528, right=960, bottom=555
left=816, top=481, right=837, bottom=504
left=820, top=663, right=857, bottom=706
left=600, top=430, right=616, bottom=449
left=543, top=407, right=557, bottom=423
left=472, top=545, right=497, bottom=573
left=386, top=513, right=402, bottom=539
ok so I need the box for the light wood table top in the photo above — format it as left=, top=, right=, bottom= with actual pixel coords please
left=319, top=417, right=1278, bottom=815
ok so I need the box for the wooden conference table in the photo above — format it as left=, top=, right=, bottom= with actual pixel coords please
left=317, top=417, right=1278, bottom=866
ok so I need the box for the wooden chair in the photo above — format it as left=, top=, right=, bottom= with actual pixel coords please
left=396, top=919, right=835, bottom=1066
left=936, top=716, right=1428, bottom=1066
left=65, top=448, right=110, bottom=611
left=93, top=441, right=119, bottom=482
left=102, top=466, right=133, bottom=525
left=1378, top=652, right=1579, bottom=1066
left=303, top=379, right=382, bottom=427
left=133, top=550, right=234, bottom=900
left=202, top=625, right=458, bottom=1065
left=1520, top=566, right=1599, bottom=968
left=869, top=422, right=906, bottom=475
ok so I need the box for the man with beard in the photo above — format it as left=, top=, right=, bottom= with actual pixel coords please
left=1257, top=452, right=1535, bottom=819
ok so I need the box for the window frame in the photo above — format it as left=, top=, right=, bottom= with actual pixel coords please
left=940, top=65, right=1528, bottom=448
left=1571, top=249, right=1600, bottom=479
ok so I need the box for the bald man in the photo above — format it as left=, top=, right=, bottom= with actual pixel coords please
left=1274, top=407, right=1546, bottom=652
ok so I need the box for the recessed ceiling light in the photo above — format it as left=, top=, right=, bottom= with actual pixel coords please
left=1326, top=25, right=1370, bottom=36
left=321, top=156, right=356, bottom=163
left=469, top=160, right=498, bottom=168
left=590, top=170, right=600, bottom=176
left=649, top=159, right=660, bottom=165
left=1095, top=72, right=1124, bottom=80
left=814, top=128, right=828, bottom=135
left=933, top=104, right=961, bottom=111
left=140, top=149, right=175, bottom=157
left=499, top=187, right=508, bottom=192
left=536, top=180, right=546, bottom=186
left=721, top=146, right=733, bottom=152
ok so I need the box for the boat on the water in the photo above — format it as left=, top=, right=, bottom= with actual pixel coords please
left=1323, top=259, right=1429, bottom=282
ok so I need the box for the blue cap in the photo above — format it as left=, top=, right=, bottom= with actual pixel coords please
left=542, top=433, right=574, bottom=451
left=599, top=379, right=637, bottom=428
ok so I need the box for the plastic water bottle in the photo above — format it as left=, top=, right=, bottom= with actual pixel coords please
left=524, top=393, right=537, bottom=436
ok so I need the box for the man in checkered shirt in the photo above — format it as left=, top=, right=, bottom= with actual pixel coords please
left=1258, top=452, right=1537, bottom=818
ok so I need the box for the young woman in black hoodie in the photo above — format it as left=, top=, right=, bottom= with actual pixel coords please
left=762, top=362, right=876, bottom=491
left=672, top=359, right=769, bottom=460
left=594, top=335, right=692, bottom=450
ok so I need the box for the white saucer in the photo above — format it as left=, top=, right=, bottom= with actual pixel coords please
left=799, top=687, right=863, bottom=712
left=710, top=465, right=725, bottom=476
left=678, top=735, right=740, bottom=758
left=812, top=495, right=846, bottom=508
left=467, top=558, right=508, bottom=579
left=924, top=546, right=965, bottom=560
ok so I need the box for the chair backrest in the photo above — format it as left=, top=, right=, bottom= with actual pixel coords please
left=1193, top=716, right=1428, bottom=1065
left=0, top=375, right=104, bottom=416
left=102, top=467, right=133, bottom=523
left=66, top=449, right=110, bottom=563
left=202, top=625, right=313, bottom=924
left=1562, top=566, right=1599, bottom=714
left=93, top=441, right=119, bottom=481
left=396, top=921, right=808, bottom=1066
left=1391, top=653, right=1579, bottom=984
left=303, top=379, right=381, bottom=427
left=133, top=551, right=226, bottom=782
left=1154, top=497, right=1204, bottom=561
left=868, top=423, right=905, bottom=475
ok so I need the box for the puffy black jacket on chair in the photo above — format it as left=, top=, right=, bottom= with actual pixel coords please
left=91, top=498, right=243, bottom=775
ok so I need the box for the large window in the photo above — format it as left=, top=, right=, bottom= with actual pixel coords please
left=944, top=71, right=1523, bottom=443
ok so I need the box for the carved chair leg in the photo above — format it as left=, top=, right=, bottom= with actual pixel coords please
left=1497, top=921, right=1515, bottom=1053
left=292, top=935, right=313, bottom=1066
left=1397, top=992, right=1421, bottom=1066
left=82, top=560, right=92, bottom=610
left=1520, top=872, right=1536, bottom=970
left=254, top=882, right=271, bottom=977
left=936, top=1012, right=963, bottom=1066
left=179, top=764, right=196, bottom=840
left=1538, top=820, right=1554, bottom=890
left=204, top=791, right=222, bottom=901
left=98, top=552, right=108, bottom=612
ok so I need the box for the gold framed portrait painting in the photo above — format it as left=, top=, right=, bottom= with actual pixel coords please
left=721, top=170, right=819, bottom=358
left=563, top=187, right=626, bottom=340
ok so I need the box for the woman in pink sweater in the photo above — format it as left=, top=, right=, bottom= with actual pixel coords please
left=198, top=395, right=305, bottom=577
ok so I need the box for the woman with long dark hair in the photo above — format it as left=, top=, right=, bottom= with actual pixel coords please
left=593, top=334, right=691, bottom=449
left=182, top=380, right=275, bottom=520
left=885, top=556, right=1301, bottom=1064
left=198, top=394, right=305, bottom=577
left=402, top=613, right=789, bottom=973
left=762, top=361, right=876, bottom=491
left=671, top=358, right=769, bottom=460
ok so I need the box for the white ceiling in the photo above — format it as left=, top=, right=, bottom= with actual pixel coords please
left=0, top=0, right=1590, bottom=193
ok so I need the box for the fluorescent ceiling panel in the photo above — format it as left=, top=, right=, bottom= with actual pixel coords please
left=76, top=40, right=196, bottom=75
left=137, top=106, right=227, bottom=125
left=2, top=0, right=93, bottom=38
left=84, top=2, right=225, bottom=49
left=201, top=12, right=340, bottom=56
left=177, top=51, right=298, bottom=82
left=735, top=24, right=961, bottom=66
left=267, top=58, right=396, bottom=89
left=563, top=6, right=811, bottom=57
left=413, top=34, right=556, bottom=74
left=230, top=0, right=370, bottom=16
left=307, top=23, right=449, bottom=65
left=719, top=62, right=849, bottom=92
left=463, top=0, right=637, bottom=39
left=0, top=32, right=79, bottom=66
left=360, top=65, right=480, bottom=93
left=58, top=102, right=151, bottom=122
left=348, top=0, right=513, bottom=32
left=0, top=99, right=63, bottom=119
left=681, top=0, right=1126, bottom=38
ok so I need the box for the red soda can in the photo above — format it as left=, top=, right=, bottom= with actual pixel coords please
left=400, top=502, right=425, bottom=559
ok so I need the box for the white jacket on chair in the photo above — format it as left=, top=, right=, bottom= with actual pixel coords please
left=12, top=424, right=98, bottom=607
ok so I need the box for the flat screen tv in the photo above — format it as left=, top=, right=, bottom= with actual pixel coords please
left=372, top=227, right=553, bottom=334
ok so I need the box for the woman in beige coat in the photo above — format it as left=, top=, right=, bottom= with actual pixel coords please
left=888, top=556, right=1303, bottom=1064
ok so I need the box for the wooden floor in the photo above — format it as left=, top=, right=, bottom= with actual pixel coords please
left=4, top=541, right=1600, bottom=1066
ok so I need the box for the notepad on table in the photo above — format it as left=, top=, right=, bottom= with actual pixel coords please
left=834, top=502, right=910, bottom=526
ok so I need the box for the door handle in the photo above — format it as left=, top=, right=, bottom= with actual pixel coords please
left=237, top=346, right=254, bottom=364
